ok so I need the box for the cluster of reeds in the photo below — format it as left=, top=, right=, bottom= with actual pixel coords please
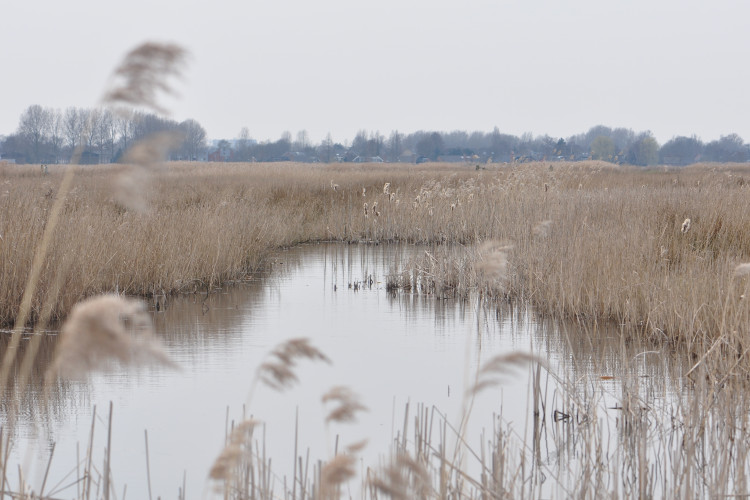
left=201, top=310, right=750, bottom=499
left=6, top=34, right=750, bottom=499
left=6, top=160, right=750, bottom=372
left=0, top=41, right=185, bottom=499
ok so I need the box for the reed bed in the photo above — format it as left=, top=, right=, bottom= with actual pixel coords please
left=4, top=160, right=750, bottom=373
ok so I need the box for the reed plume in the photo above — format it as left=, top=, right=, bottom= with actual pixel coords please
left=468, top=352, right=542, bottom=396
left=256, top=338, right=330, bottom=391
left=322, top=386, right=368, bottom=424
left=475, top=241, right=512, bottom=284
left=318, top=454, right=357, bottom=499
left=209, top=418, right=260, bottom=482
left=47, top=294, right=175, bottom=380
left=369, top=453, right=431, bottom=500
left=734, top=263, right=750, bottom=277
left=115, top=131, right=184, bottom=212
left=681, top=218, right=692, bottom=233
left=102, top=42, right=189, bottom=115
left=533, top=219, right=553, bottom=238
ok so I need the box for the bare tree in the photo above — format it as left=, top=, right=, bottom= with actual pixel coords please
left=49, top=109, right=64, bottom=163
left=93, top=108, right=114, bottom=163
left=294, top=130, right=310, bottom=151
left=64, top=107, right=83, bottom=154
left=18, top=105, right=51, bottom=163
left=179, top=119, right=206, bottom=161
left=387, top=130, right=403, bottom=162
left=320, top=132, right=334, bottom=163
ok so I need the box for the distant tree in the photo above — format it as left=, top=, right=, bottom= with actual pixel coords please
left=320, top=132, right=334, bottom=163
left=180, top=119, right=207, bottom=161
left=63, top=107, right=84, bottom=155
left=416, top=132, right=443, bottom=160
left=584, top=125, right=613, bottom=150
left=535, top=135, right=558, bottom=158
left=93, top=109, right=114, bottom=163
left=368, top=131, right=384, bottom=157
left=704, top=134, right=747, bottom=162
left=626, top=132, right=659, bottom=166
left=386, top=130, right=403, bottom=162
left=115, top=110, right=135, bottom=156
left=294, top=130, right=310, bottom=151
left=555, top=138, right=567, bottom=156
left=351, top=130, right=369, bottom=157
left=18, top=105, right=51, bottom=163
left=49, top=109, right=64, bottom=163
left=611, top=128, right=635, bottom=155
left=489, top=128, right=518, bottom=160
left=215, top=140, right=232, bottom=161
left=659, top=136, right=703, bottom=166
left=468, top=131, right=489, bottom=153
left=235, top=127, right=251, bottom=161
left=590, top=136, right=615, bottom=161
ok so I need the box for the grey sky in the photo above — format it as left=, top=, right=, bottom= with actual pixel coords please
left=2, top=0, right=748, bottom=145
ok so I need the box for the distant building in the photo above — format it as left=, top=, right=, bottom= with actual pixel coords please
left=352, top=156, right=384, bottom=163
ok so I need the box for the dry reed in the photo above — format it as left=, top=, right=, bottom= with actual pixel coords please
left=4, top=160, right=750, bottom=373
left=322, top=385, right=368, bottom=424
left=47, top=294, right=174, bottom=379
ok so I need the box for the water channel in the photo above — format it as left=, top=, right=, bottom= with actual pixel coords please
left=1, top=243, right=689, bottom=498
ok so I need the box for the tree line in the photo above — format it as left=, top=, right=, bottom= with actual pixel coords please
left=0, top=105, right=206, bottom=164
left=1, top=105, right=748, bottom=166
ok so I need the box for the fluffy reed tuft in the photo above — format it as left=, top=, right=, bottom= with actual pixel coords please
left=257, top=338, right=330, bottom=390
left=533, top=219, right=553, bottom=238
left=47, top=294, right=174, bottom=380
left=322, top=385, right=368, bottom=423
left=102, top=42, right=189, bottom=115
left=475, top=240, right=512, bottom=284
left=734, top=263, right=750, bottom=277
left=468, top=352, right=542, bottom=396
left=115, top=131, right=185, bottom=211
left=681, top=218, right=692, bottom=233
left=369, top=453, right=431, bottom=500
left=209, top=418, right=260, bottom=482
left=318, top=454, right=357, bottom=499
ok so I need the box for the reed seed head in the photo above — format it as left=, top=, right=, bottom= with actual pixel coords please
left=681, top=218, right=691, bottom=233
left=734, top=263, right=750, bottom=277
left=209, top=418, right=261, bottom=482
left=319, top=454, right=357, bottom=499
left=322, top=385, right=368, bottom=424
left=533, top=220, right=553, bottom=238
left=468, top=352, right=542, bottom=396
left=383, top=182, right=391, bottom=195
left=369, top=453, right=430, bottom=500
left=475, top=241, right=512, bottom=283
left=102, top=42, right=189, bottom=115
left=49, top=294, right=174, bottom=379
left=256, top=338, right=330, bottom=391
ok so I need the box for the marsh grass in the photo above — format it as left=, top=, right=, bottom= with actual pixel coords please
left=4, top=160, right=750, bottom=371
left=3, top=38, right=750, bottom=496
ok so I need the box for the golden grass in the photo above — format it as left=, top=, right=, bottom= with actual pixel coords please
left=3, top=160, right=750, bottom=374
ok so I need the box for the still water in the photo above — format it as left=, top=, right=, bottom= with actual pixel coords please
left=2, top=243, right=686, bottom=498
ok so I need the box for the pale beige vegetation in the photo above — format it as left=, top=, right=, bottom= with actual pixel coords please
left=2, top=37, right=750, bottom=498
left=3, top=160, right=750, bottom=377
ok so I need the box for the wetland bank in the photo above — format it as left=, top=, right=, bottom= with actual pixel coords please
left=3, top=160, right=750, bottom=498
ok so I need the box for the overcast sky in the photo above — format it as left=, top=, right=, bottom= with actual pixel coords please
left=2, top=0, right=748, bottom=145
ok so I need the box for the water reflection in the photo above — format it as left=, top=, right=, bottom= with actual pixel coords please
left=0, top=243, right=691, bottom=498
